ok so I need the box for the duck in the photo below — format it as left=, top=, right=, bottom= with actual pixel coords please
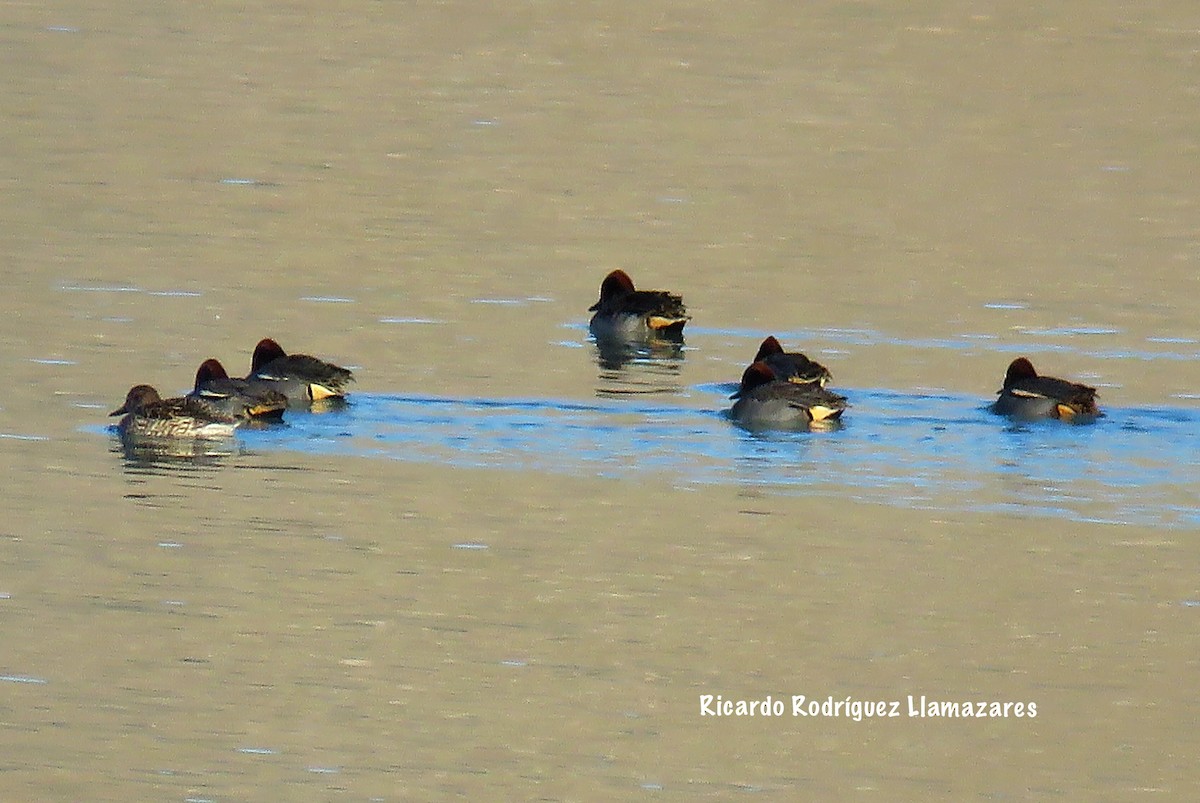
left=588, top=270, right=690, bottom=340
left=110, top=385, right=239, bottom=440
left=247, top=338, right=354, bottom=404
left=188, top=358, right=287, bottom=421
left=753, top=336, right=832, bottom=386
left=992, top=357, right=1101, bottom=420
left=730, top=361, right=847, bottom=428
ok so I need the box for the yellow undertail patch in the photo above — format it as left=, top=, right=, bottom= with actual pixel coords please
left=309, top=383, right=340, bottom=401
left=648, top=316, right=685, bottom=330
left=246, top=403, right=282, bottom=417
left=808, top=405, right=839, bottom=422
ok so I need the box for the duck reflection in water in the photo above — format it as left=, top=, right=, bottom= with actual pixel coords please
left=593, top=337, right=686, bottom=397
left=113, top=437, right=237, bottom=470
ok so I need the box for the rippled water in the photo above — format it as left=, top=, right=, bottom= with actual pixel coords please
left=96, top=327, right=1200, bottom=530
left=11, top=2, right=1200, bottom=798
left=260, top=394, right=1200, bottom=528
left=688, top=324, right=1200, bottom=375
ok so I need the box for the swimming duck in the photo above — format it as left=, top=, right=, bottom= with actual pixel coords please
left=730, top=361, right=847, bottom=428
left=992, top=357, right=1101, bottom=420
left=753, top=336, right=832, bottom=386
left=588, top=270, right=690, bottom=340
left=110, top=385, right=239, bottom=440
left=247, top=338, right=354, bottom=404
left=188, top=358, right=287, bottom=421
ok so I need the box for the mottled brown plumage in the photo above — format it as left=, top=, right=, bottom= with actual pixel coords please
left=110, top=385, right=239, bottom=439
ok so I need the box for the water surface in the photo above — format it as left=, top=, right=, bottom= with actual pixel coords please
left=4, top=1, right=1200, bottom=799
left=212, top=380, right=1200, bottom=530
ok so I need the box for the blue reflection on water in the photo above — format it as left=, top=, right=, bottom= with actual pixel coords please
left=685, top=324, right=1200, bottom=363
left=233, top=387, right=1200, bottom=529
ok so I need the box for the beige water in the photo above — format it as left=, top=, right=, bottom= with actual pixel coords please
left=3, top=2, right=1199, bottom=799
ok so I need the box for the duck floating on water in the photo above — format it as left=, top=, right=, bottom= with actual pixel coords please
left=992, top=357, right=1101, bottom=420
left=110, top=385, right=240, bottom=440
left=188, top=358, right=287, bottom=421
left=730, top=360, right=848, bottom=429
left=588, top=270, right=690, bottom=340
left=752, top=336, right=832, bottom=387
left=247, top=338, right=354, bottom=405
